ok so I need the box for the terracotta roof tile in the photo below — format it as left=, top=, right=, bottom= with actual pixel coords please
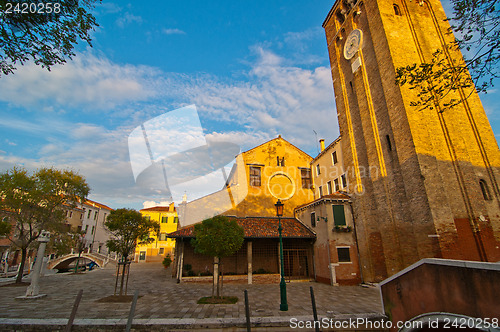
left=294, top=192, right=351, bottom=211
left=140, top=206, right=176, bottom=212
left=168, top=216, right=315, bottom=239
left=84, top=199, right=113, bottom=211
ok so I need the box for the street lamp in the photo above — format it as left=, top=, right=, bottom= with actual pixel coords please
left=275, top=199, right=288, bottom=311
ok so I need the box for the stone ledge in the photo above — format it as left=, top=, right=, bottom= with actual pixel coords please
left=0, top=313, right=387, bottom=331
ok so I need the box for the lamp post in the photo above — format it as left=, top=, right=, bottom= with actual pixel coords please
left=275, top=199, right=288, bottom=311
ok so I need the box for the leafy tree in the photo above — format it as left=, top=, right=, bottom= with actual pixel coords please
left=191, top=215, right=244, bottom=298
left=395, top=0, right=498, bottom=112
left=0, top=167, right=90, bottom=283
left=46, top=230, right=84, bottom=256
left=104, top=208, right=159, bottom=295
left=0, top=0, right=101, bottom=76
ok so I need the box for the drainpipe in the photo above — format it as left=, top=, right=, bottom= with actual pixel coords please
left=349, top=201, right=364, bottom=284
left=324, top=203, right=334, bottom=286
left=91, top=207, right=99, bottom=253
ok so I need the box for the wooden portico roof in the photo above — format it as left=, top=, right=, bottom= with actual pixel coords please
left=168, top=216, right=315, bottom=239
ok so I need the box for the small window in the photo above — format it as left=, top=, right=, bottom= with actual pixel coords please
left=249, top=166, right=261, bottom=187
left=337, top=247, right=351, bottom=262
left=277, top=156, right=285, bottom=166
left=336, top=10, right=345, bottom=23
left=386, top=135, right=392, bottom=151
left=159, top=248, right=164, bottom=255
left=161, top=216, right=168, bottom=223
left=327, top=181, right=333, bottom=195
left=94, top=211, right=98, bottom=220
left=393, top=4, right=402, bottom=16
left=316, top=164, right=321, bottom=176
left=139, top=251, right=146, bottom=261
left=334, top=179, right=340, bottom=192
left=311, top=212, right=316, bottom=227
left=332, top=151, right=338, bottom=165
left=333, top=205, right=346, bottom=226
left=173, top=217, right=178, bottom=223
left=69, top=211, right=73, bottom=218
left=91, top=226, right=95, bottom=234
left=159, top=233, right=167, bottom=241
left=85, top=225, right=89, bottom=232
left=479, top=179, right=492, bottom=200
left=87, top=210, right=91, bottom=218
left=301, top=169, right=312, bottom=189
left=319, top=186, right=323, bottom=197
left=341, top=174, right=347, bottom=188
left=144, top=216, right=151, bottom=221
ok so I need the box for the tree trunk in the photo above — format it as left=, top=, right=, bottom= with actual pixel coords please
left=213, top=256, right=219, bottom=298
left=118, top=255, right=129, bottom=296
left=15, top=248, right=27, bottom=283
left=220, top=259, right=224, bottom=298
left=119, top=262, right=126, bottom=295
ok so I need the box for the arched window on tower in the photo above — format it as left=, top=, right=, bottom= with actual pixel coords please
left=393, top=4, right=402, bottom=16
left=479, top=179, right=492, bottom=200
left=336, top=10, right=345, bottom=23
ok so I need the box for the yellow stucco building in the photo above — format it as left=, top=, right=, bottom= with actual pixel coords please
left=135, top=203, right=178, bottom=262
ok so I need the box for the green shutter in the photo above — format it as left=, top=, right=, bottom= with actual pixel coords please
left=333, top=205, right=346, bottom=226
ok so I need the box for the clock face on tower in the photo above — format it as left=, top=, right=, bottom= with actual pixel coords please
left=344, top=29, right=363, bottom=60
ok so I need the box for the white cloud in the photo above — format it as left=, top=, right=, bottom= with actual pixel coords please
left=0, top=53, right=158, bottom=109
left=284, top=27, right=324, bottom=52
left=0, top=37, right=338, bottom=209
left=178, top=47, right=338, bottom=150
left=116, top=13, right=143, bottom=27
left=143, top=201, right=172, bottom=209
left=162, top=28, right=186, bottom=35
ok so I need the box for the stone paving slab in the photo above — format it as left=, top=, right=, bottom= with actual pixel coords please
left=0, top=314, right=387, bottom=331
left=0, top=263, right=384, bottom=330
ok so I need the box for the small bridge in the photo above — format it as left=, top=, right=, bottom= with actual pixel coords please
left=47, top=252, right=117, bottom=270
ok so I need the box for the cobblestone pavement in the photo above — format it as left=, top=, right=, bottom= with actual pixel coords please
left=0, top=263, right=382, bottom=321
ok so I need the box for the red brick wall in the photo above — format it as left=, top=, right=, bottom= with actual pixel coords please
left=183, top=274, right=280, bottom=284
left=478, top=219, right=500, bottom=262
left=381, top=260, right=500, bottom=327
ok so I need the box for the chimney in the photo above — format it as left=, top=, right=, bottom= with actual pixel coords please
left=319, top=139, right=325, bottom=152
left=169, top=202, right=175, bottom=211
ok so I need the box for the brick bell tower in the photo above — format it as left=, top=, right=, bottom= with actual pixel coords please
left=323, top=0, right=500, bottom=282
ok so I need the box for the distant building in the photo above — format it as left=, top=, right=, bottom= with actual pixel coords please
left=170, top=136, right=317, bottom=283
left=295, top=193, right=360, bottom=285
left=80, top=199, right=113, bottom=254
left=135, top=203, right=178, bottom=262
left=311, top=137, right=347, bottom=198
left=294, top=137, right=361, bottom=285
left=63, top=206, right=84, bottom=233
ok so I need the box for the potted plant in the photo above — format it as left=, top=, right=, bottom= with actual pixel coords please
left=162, top=254, right=172, bottom=269
left=334, top=225, right=353, bottom=232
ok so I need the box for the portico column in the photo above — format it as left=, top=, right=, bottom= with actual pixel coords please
left=247, top=241, right=252, bottom=284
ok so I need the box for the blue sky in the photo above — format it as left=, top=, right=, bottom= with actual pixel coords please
left=0, top=1, right=498, bottom=210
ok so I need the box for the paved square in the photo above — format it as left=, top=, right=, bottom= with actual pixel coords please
left=0, top=262, right=383, bottom=329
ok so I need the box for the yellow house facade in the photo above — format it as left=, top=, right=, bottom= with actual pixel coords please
left=222, top=135, right=316, bottom=218
left=135, top=203, right=178, bottom=262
